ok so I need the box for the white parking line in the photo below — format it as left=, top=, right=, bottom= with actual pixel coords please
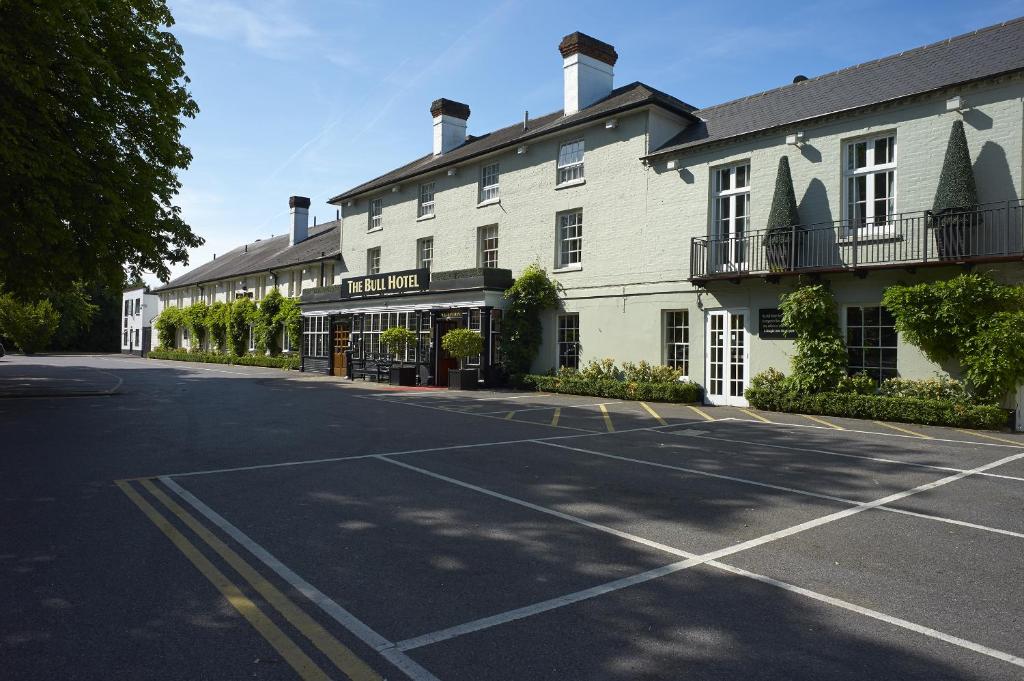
left=723, top=417, right=1023, bottom=449
left=159, top=477, right=442, bottom=681
left=660, top=428, right=1024, bottom=484
left=381, top=451, right=1024, bottom=669
left=539, top=440, right=1024, bottom=539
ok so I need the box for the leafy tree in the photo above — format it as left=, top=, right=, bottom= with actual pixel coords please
left=228, top=298, right=256, bottom=356
left=780, top=284, right=847, bottom=392
left=501, top=264, right=560, bottom=375
left=441, top=329, right=483, bottom=369
left=0, top=0, right=202, bottom=298
left=49, top=282, right=100, bottom=350
left=0, top=294, right=61, bottom=354
left=765, top=156, right=801, bottom=271
left=275, top=297, right=302, bottom=352
left=381, top=327, right=416, bottom=359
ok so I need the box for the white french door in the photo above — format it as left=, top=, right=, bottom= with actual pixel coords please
left=711, top=163, right=750, bottom=273
left=705, top=309, right=749, bottom=407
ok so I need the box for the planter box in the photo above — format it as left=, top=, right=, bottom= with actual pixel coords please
left=390, top=366, right=417, bottom=387
left=447, top=368, right=478, bottom=390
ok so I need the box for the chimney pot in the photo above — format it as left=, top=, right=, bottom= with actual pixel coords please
left=560, top=32, right=616, bottom=116
left=289, top=195, right=310, bottom=246
left=431, top=98, right=470, bottom=155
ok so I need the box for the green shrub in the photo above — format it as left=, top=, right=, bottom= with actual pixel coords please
left=520, top=373, right=701, bottom=403
left=746, top=369, right=1006, bottom=430
left=622, top=360, right=683, bottom=383
left=153, top=306, right=184, bottom=349
left=0, top=293, right=60, bottom=354
left=149, top=349, right=299, bottom=370
left=228, top=297, right=256, bottom=356
left=836, top=373, right=877, bottom=395
left=501, top=264, right=560, bottom=374
left=878, top=376, right=971, bottom=404
left=578, top=358, right=621, bottom=380
left=780, top=284, right=847, bottom=392
left=206, top=301, right=229, bottom=353
left=276, top=297, right=302, bottom=352
left=257, top=288, right=285, bottom=355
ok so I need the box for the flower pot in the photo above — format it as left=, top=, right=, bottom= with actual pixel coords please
left=447, top=368, right=478, bottom=390
left=390, top=366, right=417, bottom=387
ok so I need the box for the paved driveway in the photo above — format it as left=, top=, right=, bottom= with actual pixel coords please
left=2, top=354, right=1022, bottom=680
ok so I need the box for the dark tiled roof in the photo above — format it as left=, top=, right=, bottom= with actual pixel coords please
left=647, top=17, right=1024, bottom=158
left=329, top=82, right=698, bottom=202
left=153, top=222, right=340, bottom=292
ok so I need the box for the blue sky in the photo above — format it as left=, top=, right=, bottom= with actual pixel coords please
left=157, top=0, right=1024, bottom=284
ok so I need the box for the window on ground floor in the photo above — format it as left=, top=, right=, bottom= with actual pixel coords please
left=846, top=305, right=898, bottom=382
left=303, top=316, right=328, bottom=358
left=663, top=310, right=689, bottom=374
left=557, top=313, right=580, bottom=370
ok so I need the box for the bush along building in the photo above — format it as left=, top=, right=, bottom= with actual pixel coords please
left=300, top=21, right=1024, bottom=413
left=149, top=197, right=341, bottom=355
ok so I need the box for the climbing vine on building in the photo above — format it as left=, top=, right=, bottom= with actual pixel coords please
left=779, top=283, right=847, bottom=392
left=501, top=264, right=560, bottom=376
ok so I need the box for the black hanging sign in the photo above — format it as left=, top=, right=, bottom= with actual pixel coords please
left=340, top=268, right=429, bottom=299
left=758, top=308, right=797, bottom=340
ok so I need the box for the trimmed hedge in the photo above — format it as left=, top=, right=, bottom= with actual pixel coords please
left=149, top=349, right=300, bottom=370
left=520, top=374, right=702, bottom=403
left=746, top=386, right=1007, bottom=430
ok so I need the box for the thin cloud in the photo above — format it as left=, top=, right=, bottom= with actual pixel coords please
left=170, top=0, right=315, bottom=57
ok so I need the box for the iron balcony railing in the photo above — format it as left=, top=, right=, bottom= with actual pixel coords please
left=690, top=200, right=1024, bottom=282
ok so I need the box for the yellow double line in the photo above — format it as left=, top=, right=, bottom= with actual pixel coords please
left=117, top=479, right=381, bottom=681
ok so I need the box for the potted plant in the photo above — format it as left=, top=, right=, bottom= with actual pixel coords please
left=441, top=328, right=483, bottom=390
left=764, top=155, right=800, bottom=272
left=932, top=120, right=980, bottom=260
left=380, top=326, right=418, bottom=386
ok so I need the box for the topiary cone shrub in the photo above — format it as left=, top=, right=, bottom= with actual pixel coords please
left=765, top=156, right=801, bottom=272
left=932, top=120, right=980, bottom=260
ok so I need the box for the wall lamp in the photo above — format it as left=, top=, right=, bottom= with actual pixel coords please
left=786, top=131, right=805, bottom=146
left=666, top=159, right=681, bottom=171
left=946, top=95, right=965, bottom=111
left=605, top=118, right=618, bottom=129
left=517, top=145, right=528, bottom=155
left=447, top=168, right=458, bottom=176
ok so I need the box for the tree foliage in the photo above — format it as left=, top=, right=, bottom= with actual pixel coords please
left=205, top=301, right=229, bottom=353
left=501, top=264, right=560, bottom=374
left=441, top=328, right=483, bottom=368
left=154, top=305, right=184, bottom=348
left=49, top=282, right=100, bottom=350
left=276, top=297, right=302, bottom=352
left=0, top=294, right=61, bottom=354
left=0, top=0, right=202, bottom=298
left=380, top=326, right=416, bottom=358
left=228, top=298, right=256, bottom=356
left=765, top=156, right=801, bottom=271
left=883, top=273, right=1024, bottom=402
left=780, top=284, right=847, bottom=392
left=182, top=301, right=209, bottom=349
left=257, top=289, right=285, bottom=355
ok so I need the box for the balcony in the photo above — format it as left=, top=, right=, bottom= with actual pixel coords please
left=689, top=200, right=1024, bottom=283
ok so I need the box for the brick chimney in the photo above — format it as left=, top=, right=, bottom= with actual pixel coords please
left=431, top=98, right=470, bottom=155
left=559, top=32, right=618, bottom=116
left=289, top=196, right=310, bottom=246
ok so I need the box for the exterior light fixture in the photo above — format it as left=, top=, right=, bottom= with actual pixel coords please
left=447, top=168, right=458, bottom=176
left=666, top=159, right=679, bottom=171
left=786, top=131, right=805, bottom=145
left=345, top=200, right=354, bottom=207
left=517, top=145, right=528, bottom=155
left=391, top=185, right=401, bottom=193
left=946, top=95, right=964, bottom=111
left=605, top=118, right=618, bottom=129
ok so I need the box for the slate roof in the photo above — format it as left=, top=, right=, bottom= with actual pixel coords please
left=646, top=17, right=1024, bottom=158
left=328, top=82, right=698, bottom=202
left=153, top=221, right=340, bottom=292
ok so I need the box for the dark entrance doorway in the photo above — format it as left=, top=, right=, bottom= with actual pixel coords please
left=434, top=316, right=463, bottom=387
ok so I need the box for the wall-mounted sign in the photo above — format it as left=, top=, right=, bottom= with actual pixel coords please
left=340, top=268, right=429, bottom=299
left=758, top=308, right=797, bottom=340
left=439, top=311, right=464, bottom=320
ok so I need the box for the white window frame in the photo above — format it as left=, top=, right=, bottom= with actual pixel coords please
left=418, top=182, right=435, bottom=218
left=367, top=247, right=381, bottom=275
left=418, top=237, right=433, bottom=270
left=843, top=304, right=899, bottom=383
left=711, top=162, right=750, bottom=271
left=557, top=313, right=580, bottom=370
left=479, top=225, right=499, bottom=268
left=283, top=327, right=291, bottom=352
left=479, top=163, right=499, bottom=203
left=557, top=139, right=585, bottom=185
left=303, top=315, right=328, bottom=358
left=843, top=133, right=897, bottom=236
left=557, top=210, right=583, bottom=269
left=663, top=310, right=690, bottom=375
left=368, top=198, right=383, bottom=231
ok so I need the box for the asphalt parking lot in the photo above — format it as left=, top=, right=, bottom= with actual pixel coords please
left=3, top=354, right=1024, bottom=680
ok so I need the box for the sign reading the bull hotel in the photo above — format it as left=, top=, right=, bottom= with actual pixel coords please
left=151, top=22, right=1024, bottom=402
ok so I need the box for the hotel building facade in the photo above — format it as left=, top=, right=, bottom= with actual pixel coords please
left=296, top=21, right=1024, bottom=405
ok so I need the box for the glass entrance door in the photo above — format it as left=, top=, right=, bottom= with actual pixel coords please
left=705, top=309, right=749, bottom=407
